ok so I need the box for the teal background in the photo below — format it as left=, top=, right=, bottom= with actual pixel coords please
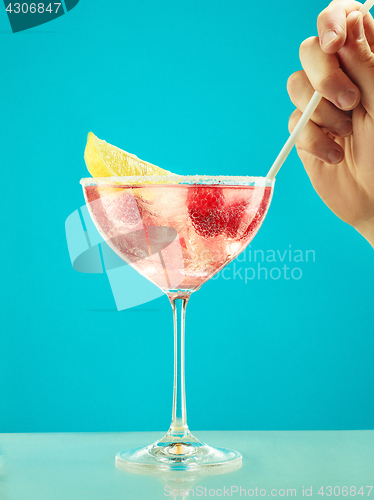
left=0, top=0, right=373, bottom=433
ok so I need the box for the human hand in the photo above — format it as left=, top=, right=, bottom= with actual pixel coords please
left=287, top=0, right=374, bottom=247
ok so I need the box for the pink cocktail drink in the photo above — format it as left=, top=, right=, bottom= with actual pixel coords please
left=81, top=175, right=274, bottom=472
left=83, top=180, right=272, bottom=298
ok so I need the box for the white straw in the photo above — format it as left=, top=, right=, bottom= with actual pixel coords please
left=266, top=0, right=374, bottom=180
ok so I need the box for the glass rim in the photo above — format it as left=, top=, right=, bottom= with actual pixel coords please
left=80, top=175, right=275, bottom=187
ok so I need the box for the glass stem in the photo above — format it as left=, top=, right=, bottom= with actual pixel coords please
left=169, top=297, right=190, bottom=438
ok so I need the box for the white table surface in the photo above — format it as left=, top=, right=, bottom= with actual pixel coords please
left=0, top=431, right=373, bottom=499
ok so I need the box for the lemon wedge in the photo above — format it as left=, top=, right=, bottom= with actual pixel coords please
left=84, top=132, right=171, bottom=177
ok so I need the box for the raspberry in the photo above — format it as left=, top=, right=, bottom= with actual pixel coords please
left=187, top=187, right=226, bottom=238
left=225, top=201, right=249, bottom=239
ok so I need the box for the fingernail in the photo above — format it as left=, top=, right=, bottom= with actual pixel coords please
left=322, top=29, right=338, bottom=47
left=337, top=90, right=358, bottom=109
left=337, top=119, right=353, bottom=136
left=328, top=149, right=343, bottom=163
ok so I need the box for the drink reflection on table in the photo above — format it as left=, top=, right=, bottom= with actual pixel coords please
left=116, top=458, right=242, bottom=499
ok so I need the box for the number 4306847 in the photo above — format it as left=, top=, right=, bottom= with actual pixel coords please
left=6, top=3, right=61, bottom=14
left=318, top=487, right=373, bottom=497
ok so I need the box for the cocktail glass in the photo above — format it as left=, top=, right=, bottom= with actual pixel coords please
left=81, top=174, right=274, bottom=472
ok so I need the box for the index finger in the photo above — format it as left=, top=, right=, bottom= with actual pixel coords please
left=317, top=0, right=366, bottom=52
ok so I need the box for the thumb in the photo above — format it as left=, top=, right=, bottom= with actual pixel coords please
left=339, top=11, right=374, bottom=114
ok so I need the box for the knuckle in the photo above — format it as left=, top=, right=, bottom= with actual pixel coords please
left=305, top=135, right=320, bottom=154
left=299, top=36, right=318, bottom=58
left=314, top=72, right=336, bottom=95
left=357, top=46, right=374, bottom=66
left=287, top=70, right=304, bottom=96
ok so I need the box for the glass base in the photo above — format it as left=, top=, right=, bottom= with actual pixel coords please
left=115, top=431, right=242, bottom=473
